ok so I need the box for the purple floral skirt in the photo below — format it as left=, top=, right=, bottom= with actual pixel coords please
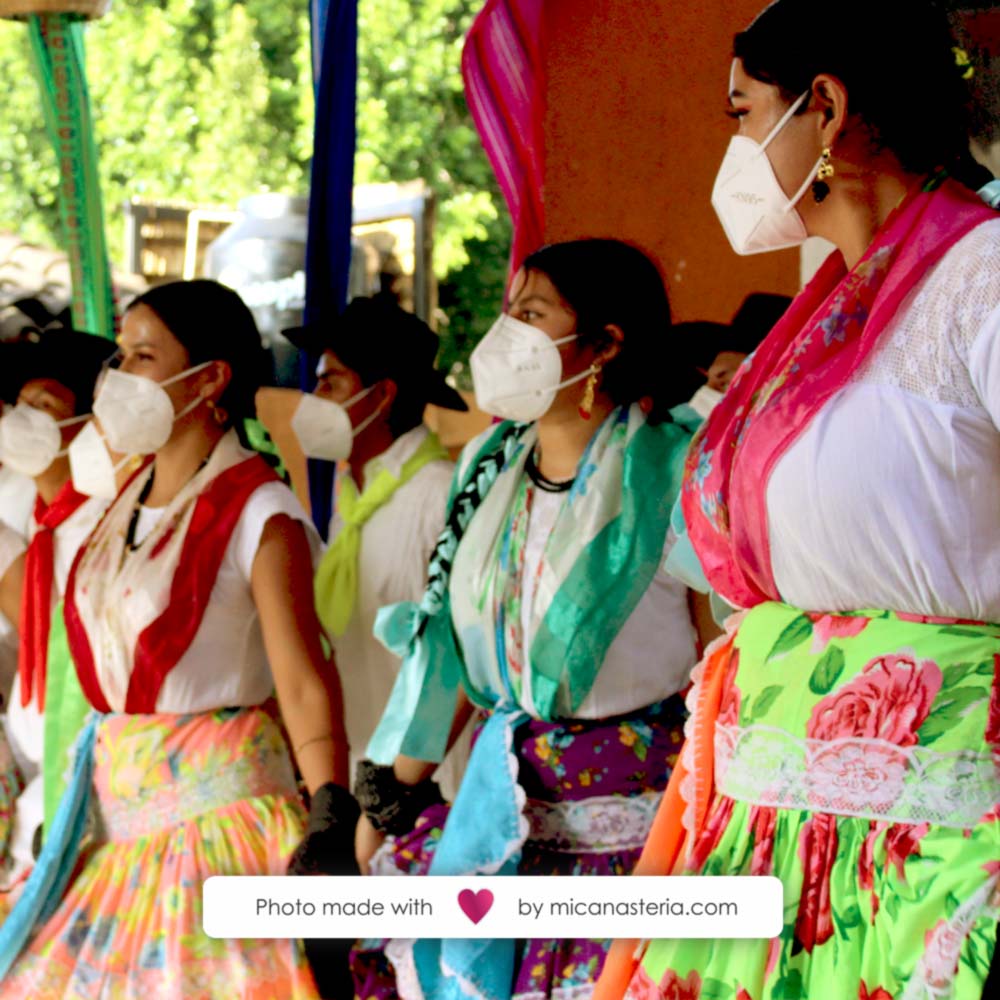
left=352, top=695, right=687, bottom=1000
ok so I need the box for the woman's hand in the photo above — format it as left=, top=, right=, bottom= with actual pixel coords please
left=355, top=812, right=386, bottom=875
left=287, top=781, right=361, bottom=877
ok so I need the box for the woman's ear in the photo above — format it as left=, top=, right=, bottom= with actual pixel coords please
left=598, top=323, right=625, bottom=366
left=199, top=360, right=232, bottom=403
left=380, top=378, right=398, bottom=409
left=811, top=73, right=848, bottom=149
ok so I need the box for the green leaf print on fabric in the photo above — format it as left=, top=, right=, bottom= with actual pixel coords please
left=766, top=615, right=814, bottom=661
left=774, top=968, right=804, bottom=997
left=808, top=646, right=846, bottom=695
left=698, top=976, right=730, bottom=1000
left=837, top=900, right=863, bottom=932
left=919, top=687, right=989, bottom=745
left=750, top=685, right=784, bottom=722
left=940, top=660, right=995, bottom=689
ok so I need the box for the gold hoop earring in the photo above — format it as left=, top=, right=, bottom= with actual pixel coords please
left=579, top=367, right=600, bottom=421
left=812, top=148, right=834, bottom=204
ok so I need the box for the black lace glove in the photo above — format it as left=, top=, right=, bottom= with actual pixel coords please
left=287, top=782, right=361, bottom=877
left=355, top=759, right=445, bottom=837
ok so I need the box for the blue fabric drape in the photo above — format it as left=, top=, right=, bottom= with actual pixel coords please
left=303, top=0, right=359, bottom=537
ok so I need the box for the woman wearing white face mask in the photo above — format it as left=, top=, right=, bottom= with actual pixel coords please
left=281, top=297, right=469, bottom=997
left=0, top=280, right=353, bottom=999
left=0, top=329, right=113, bottom=912
left=597, top=3, right=1000, bottom=1000
left=350, top=239, right=706, bottom=1000
left=283, top=298, right=470, bottom=796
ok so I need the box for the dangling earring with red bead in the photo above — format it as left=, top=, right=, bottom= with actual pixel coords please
left=579, top=366, right=600, bottom=420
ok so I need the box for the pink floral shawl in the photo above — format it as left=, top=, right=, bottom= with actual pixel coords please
left=682, top=179, right=997, bottom=609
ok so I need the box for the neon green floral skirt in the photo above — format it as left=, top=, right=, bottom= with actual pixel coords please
left=627, top=603, right=1000, bottom=1000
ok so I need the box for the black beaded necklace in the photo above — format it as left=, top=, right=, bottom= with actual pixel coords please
left=525, top=448, right=575, bottom=494
left=124, top=470, right=156, bottom=552
left=123, top=453, right=212, bottom=552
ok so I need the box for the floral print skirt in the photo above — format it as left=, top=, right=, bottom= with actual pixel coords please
left=626, top=603, right=1000, bottom=1000
left=0, top=724, right=24, bottom=922
left=353, top=696, right=688, bottom=1000
left=0, top=707, right=319, bottom=999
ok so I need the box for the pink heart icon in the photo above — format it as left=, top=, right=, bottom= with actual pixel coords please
left=457, top=888, right=494, bottom=925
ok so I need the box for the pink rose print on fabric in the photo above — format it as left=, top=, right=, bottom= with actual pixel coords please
left=807, top=653, right=942, bottom=813
left=797, top=655, right=940, bottom=953
left=858, top=822, right=879, bottom=921
left=765, top=935, right=782, bottom=977
left=858, top=820, right=929, bottom=922
left=983, top=860, right=1000, bottom=909
left=748, top=805, right=778, bottom=876
left=658, top=969, right=703, bottom=1000
left=686, top=796, right=734, bottom=873
left=859, top=984, right=893, bottom=1000
left=794, top=812, right=838, bottom=953
left=884, top=822, right=930, bottom=880
left=806, top=613, right=871, bottom=654
left=717, top=649, right=742, bottom=728
left=808, top=653, right=942, bottom=745
left=896, top=612, right=983, bottom=625
left=624, top=966, right=661, bottom=1000
left=985, top=654, right=1000, bottom=747
left=920, top=918, right=965, bottom=991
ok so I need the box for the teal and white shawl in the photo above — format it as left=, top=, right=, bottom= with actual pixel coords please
left=368, top=403, right=695, bottom=1000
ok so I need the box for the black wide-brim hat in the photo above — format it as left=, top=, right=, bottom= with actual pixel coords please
left=0, top=326, right=117, bottom=409
left=284, top=296, right=468, bottom=413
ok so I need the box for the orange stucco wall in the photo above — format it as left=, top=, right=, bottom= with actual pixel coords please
left=541, top=0, right=801, bottom=324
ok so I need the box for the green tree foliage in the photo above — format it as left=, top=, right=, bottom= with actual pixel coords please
left=354, top=0, right=512, bottom=367
left=0, top=0, right=509, bottom=362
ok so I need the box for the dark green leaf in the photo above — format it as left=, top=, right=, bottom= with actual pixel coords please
left=919, top=687, right=989, bottom=744
left=750, top=685, right=784, bottom=721
left=766, top=615, right=814, bottom=661
left=808, top=646, right=846, bottom=695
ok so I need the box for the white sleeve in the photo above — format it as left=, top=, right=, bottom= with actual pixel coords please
left=230, top=481, right=323, bottom=582
left=412, top=460, right=455, bottom=570
left=969, top=301, right=1000, bottom=431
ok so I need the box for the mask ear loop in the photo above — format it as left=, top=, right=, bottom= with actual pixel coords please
left=785, top=150, right=829, bottom=211
left=756, top=91, right=827, bottom=214
left=47, top=412, right=91, bottom=460
left=350, top=393, right=390, bottom=438
left=161, top=360, right=222, bottom=424
left=758, top=90, right=811, bottom=152
left=87, top=419, right=136, bottom=476
left=54, top=412, right=91, bottom=431
left=340, top=383, right=377, bottom=411
left=159, top=360, right=217, bottom=389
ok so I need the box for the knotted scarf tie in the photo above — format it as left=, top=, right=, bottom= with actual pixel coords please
left=18, top=483, right=88, bottom=710
left=315, top=433, right=448, bottom=636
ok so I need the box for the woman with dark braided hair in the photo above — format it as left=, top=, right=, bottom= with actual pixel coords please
left=351, top=239, right=707, bottom=1000
left=596, top=2, right=1000, bottom=999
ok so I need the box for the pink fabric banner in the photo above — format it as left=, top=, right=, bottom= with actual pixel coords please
left=462, top=0, right=546, bottom=271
